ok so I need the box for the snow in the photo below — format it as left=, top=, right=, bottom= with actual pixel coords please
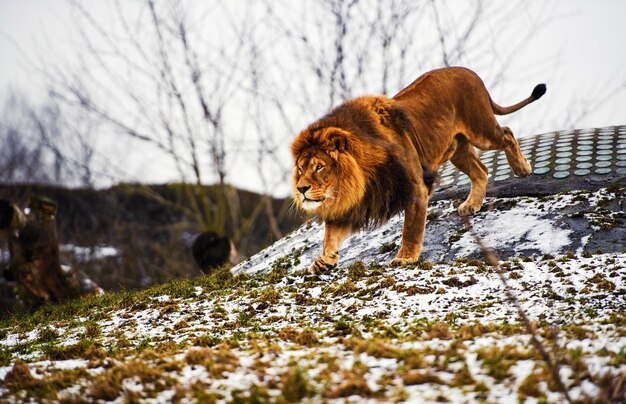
left=574, top=379, right=601, bottom=401
left=40, top=358, right=88, bottom=370
left=454, top=209, right=572, bottom=256
left=60, top=244, right=120, bottom=261
left=0, top=329, right=38, bottom=348
left=0, top=367, right=10, bottom=381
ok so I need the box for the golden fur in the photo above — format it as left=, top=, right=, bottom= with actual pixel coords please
left=291, top=67, right=546, bottom=272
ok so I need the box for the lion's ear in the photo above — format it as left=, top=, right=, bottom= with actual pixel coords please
left=323, top=128, right=350, bottom=157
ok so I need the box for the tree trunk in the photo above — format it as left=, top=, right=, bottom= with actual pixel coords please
left=0, top=197, right=103, bottom=307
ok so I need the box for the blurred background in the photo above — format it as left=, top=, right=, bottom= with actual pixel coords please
left=0, top=0, right=625, bottom=301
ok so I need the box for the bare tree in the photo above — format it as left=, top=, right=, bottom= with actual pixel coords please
left=0, top=100, right=48, bottom=184
left=0, top=92, right=97, bottom=187
left=39, top=0, right=592, bottom=252
left=45, top=1, right=252, bottom=239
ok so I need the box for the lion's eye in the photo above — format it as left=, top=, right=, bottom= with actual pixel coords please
left=297, top=167, right=302, bottom=174
left=316, top=165, right=324, bottom=172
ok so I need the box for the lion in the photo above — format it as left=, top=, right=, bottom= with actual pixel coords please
left=291, top=67, right=546, bottom=273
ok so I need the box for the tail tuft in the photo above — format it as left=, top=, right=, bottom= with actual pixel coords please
left=531, top=84, right=546, bottom=100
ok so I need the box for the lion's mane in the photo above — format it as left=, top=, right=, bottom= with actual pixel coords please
left=291, top=96, right=427, bottom=230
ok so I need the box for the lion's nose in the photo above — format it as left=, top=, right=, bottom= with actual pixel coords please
left=297, top=185, right=311, bottom=195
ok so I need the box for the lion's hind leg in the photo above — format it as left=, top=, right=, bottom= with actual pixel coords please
left=500, top=126, right=531, bottom=177
left=466, top=124, right=532, bottom=178
left=450, top=137, right=488, bottom=216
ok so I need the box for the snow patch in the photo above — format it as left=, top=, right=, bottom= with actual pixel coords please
left=455, top=209, right=571, bottom=256
left=60, top=244, right=120, bottom=261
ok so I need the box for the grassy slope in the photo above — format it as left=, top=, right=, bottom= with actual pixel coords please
left=1, top=255, right=625, bottom=402
left=0, top=189, right=625, bottom=402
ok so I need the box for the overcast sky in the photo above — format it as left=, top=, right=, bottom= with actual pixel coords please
left=1, top=0, right=625, bottom=194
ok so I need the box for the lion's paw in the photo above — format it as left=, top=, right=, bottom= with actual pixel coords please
left=513, top=160, right=532, bottom=177
left=390, top=257, right=418, bottom=267
left=309, top=255, right=338, bottom=274
left=508, top=156, right=532, bottom=178
left=458, top=201, right=482, bottom=216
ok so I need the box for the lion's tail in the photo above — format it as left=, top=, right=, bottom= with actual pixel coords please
left=490, top=84, right=546, bottom=115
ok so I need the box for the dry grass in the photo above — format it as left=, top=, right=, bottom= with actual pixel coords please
left=323, top=368, right=374, bottom=399
left=401, top=371, right=446, bottom=385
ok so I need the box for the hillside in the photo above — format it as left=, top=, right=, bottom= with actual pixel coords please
left=0, top=183, right=302, bottom=296
left=1, top=187, right=624, bottom=402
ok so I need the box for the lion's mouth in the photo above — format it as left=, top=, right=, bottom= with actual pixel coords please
left=301, top=197, right=325, bottom=211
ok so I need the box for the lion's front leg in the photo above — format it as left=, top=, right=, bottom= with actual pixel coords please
left=390, top=193, right=429, bottom=267
left=309, top=222, right=351, bottom=274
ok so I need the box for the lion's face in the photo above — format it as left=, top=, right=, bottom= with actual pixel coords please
left=291, top=127, right=368, bottom=219
left=293, top=149, right=337, bottom=212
